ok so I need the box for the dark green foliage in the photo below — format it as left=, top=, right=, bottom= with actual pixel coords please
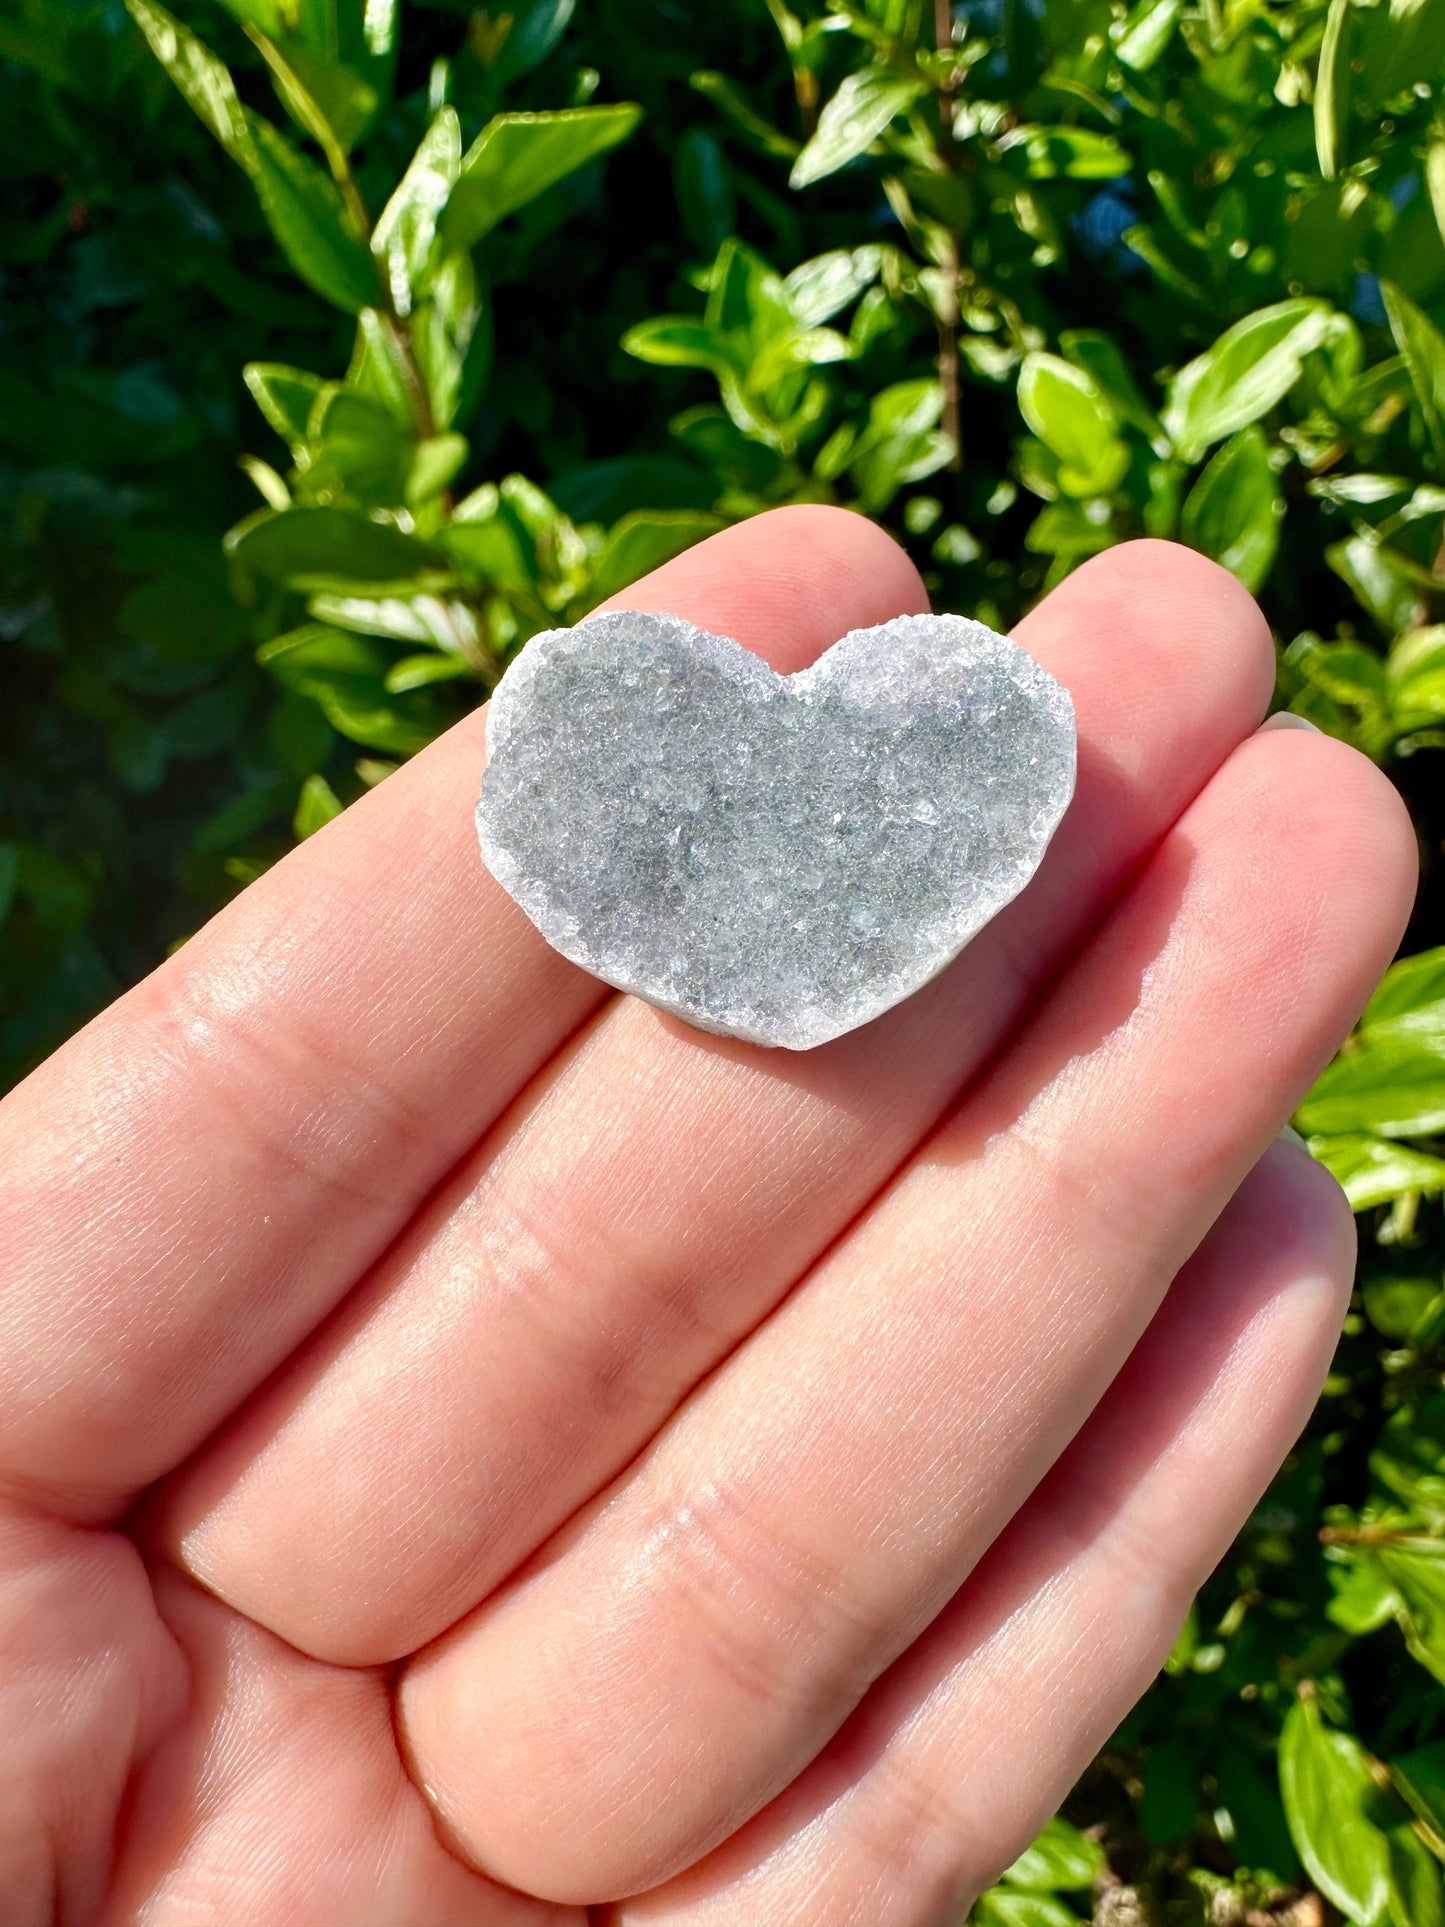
left=8, top=0, right=1445, bottom=1914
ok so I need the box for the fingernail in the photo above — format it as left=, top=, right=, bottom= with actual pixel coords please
left=1259, top=711, right=1323, bottom=734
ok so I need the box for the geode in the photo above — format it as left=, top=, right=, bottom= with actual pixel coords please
left=475, top=610, right=1076, bottom=1050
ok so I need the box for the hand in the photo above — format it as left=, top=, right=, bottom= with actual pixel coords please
left=0, top=508, right=1413, bottom=1927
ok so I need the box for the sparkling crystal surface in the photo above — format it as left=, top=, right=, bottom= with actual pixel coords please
left=475, top=610, right=1076, bottom=1050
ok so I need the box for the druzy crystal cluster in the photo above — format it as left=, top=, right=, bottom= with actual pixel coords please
left=476, top=610, right=1076, bottom=1049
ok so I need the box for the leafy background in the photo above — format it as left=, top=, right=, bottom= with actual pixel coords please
left=6, top=0, right=1445, bottom=1917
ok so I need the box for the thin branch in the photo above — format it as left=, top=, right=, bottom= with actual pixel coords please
left=932, top=0, right=963, bottom=472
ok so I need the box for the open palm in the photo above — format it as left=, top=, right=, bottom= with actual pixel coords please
left=0, top=508, right=1414, bottom=1927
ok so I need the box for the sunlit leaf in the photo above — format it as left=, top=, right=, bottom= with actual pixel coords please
left=1279, top=1699, right=1393, bottom=1927
left=586, top=509, right=722, bottom=606
left=1305, top=1134, right=1445, bottom=1210
left=243, top=362, right=326, bottom=452
left=440, top=104, right=643, bottom=254
left=1382, top=279, right=1445, bottom=467
left=1163, top=300, right=1335, bottom=463
left=1378, top=1542, right=1445, bottom=1685
left=248, top=29, right=377, bottom=165
left=1017, top=353, right=1128, bottom=497
left=245, top=113, right=378, bottom=313
left=789, top=67, right=926, bottom=189
left=124, top=0, right=253, bottom=162
left=998, top=126, right=1130, bottom=181
left=1180, top=427, right=1282, bottom=592
left=226, top=505, right=435, bottom=587
left=1002, top=1816, right=1105, bottom=1893
left=292, top=771, right=343, bottom=838
left=372, top=107, right=462, bottom=314
left=1314, top=0, right=1352, bottom=181
left=1114, top=0, right=1183, bottom=70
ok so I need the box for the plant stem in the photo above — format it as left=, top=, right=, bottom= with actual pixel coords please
left=932, top=0, right=963, bottom=472
left=377, top=310, right=439, bottom=443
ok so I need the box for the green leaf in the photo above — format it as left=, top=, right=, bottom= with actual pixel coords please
left=1180, top=428, right=1282, bottom=592
left=384, top=651, right=475, bottom=692
left=1315, top=0, right=1352, bottom=182
left=674, top=126, right=736, bottom=259
left=292, top=771, right=342, bottom=838
left=690, top=69, right=800, bottom=160
left=847, top=378, right=952, bottom=512
left=440, top=104, right=643, bottom=255
left=1328, top=534, right=1431, bottom=635
left=782, top=247, right=881, bottom=328
left=749, top=324, right=855, bottom=388
left=1393, top=1741, right=1445, bottom=1837
left=490, top=0, right=575, bottom=84
left=1024, top=501, right=1116, bottom=563
left=1377, top=1543, right=1445, bottom=1684
left=586, top=509, right=722, bottom=607
left=247, top=29, right=377, bottom=166
left=1002, top=1816, right=1105, bottom=1893
left=308, top=594, right=449, bottom=644
left=259, top=624, right=447, bottom=753
left=212, top=0, right=288, bottom=36
left=1364, top=945, right=1445, bottom=1026
left=1279, top=1699, right=1393, bottom=1927
left=411, top=254, right=492, bottom=431
left=1357, top=0, right=1445, bottom=104
left=1306, top=1134, right=1445, bottom=1211
left=621, top=318, right=733, bottom=373
left=973, top=1892, right=1081, bottom=1927
left=1429, top=141, right=1445, bottom=254
left=124, top=0, right=253, bottom=162
left=1163, top=300, right=1335, bottom=464
left=372, top=107, right=462, bottom=315
left=267, top=692, right=334, bottom=780
left=1000, top=125, right=1131, bottom=181
left=1059, top=330, right=1162, bottom=443
left=1327, top=1549, right=1404, bottom=1635
left=304, top=386, right=413, bottom=503
left=704, top=237, right=789, bottom=342
left=226, top=506, right=435, bottom=588
left=1114, top=0, right=1183, bottom=70
left=245, top=113, right=378, bottom=313
left=347, top=309, right=415, bottom=428
left=1382, top=280, right=1445, bottom=467
left=405, top=433, right=469, bottom=505
left=1362, top=1271, right=1445, bottom=1340
left=1390, top=627, right=1445, bottom=731
left=1300, top=1030, right=1445, bottom=1137
left=1373, top=1395, right=1445, bottom=1521
left=789, top=67, right=927, bottom=189
left=1390, top=1822, right=1445, bottom=1927
left=1017, top=353, right=1128, bottom=496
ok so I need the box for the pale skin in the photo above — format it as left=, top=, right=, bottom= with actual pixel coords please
left=0, top=508, right=1418, bottom=1927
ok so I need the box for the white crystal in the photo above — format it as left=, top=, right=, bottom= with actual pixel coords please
left=476, top=610, right=1076, bottom=1050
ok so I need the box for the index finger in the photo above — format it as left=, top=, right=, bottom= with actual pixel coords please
left=0, top=506, right=926, bottom=1519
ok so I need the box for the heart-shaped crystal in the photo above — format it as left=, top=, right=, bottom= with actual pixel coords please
left=476, top=610, right=1075, bottom=1049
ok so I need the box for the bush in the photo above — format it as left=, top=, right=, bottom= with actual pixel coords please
left=6, top=0, right=1445, bottom=1915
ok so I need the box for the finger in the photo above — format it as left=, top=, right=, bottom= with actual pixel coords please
left=0, top=1507, right=182, bottom=1926
left=155, top=542, right=1275, bottom=1665
left=613, top=1139, right=1355, bottom=1927
left=397, top=724, right=1413, bottom=1901
left=0, top=507, right=923, bottom=1519
left=97, top=1569, right=573, bottom=1927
